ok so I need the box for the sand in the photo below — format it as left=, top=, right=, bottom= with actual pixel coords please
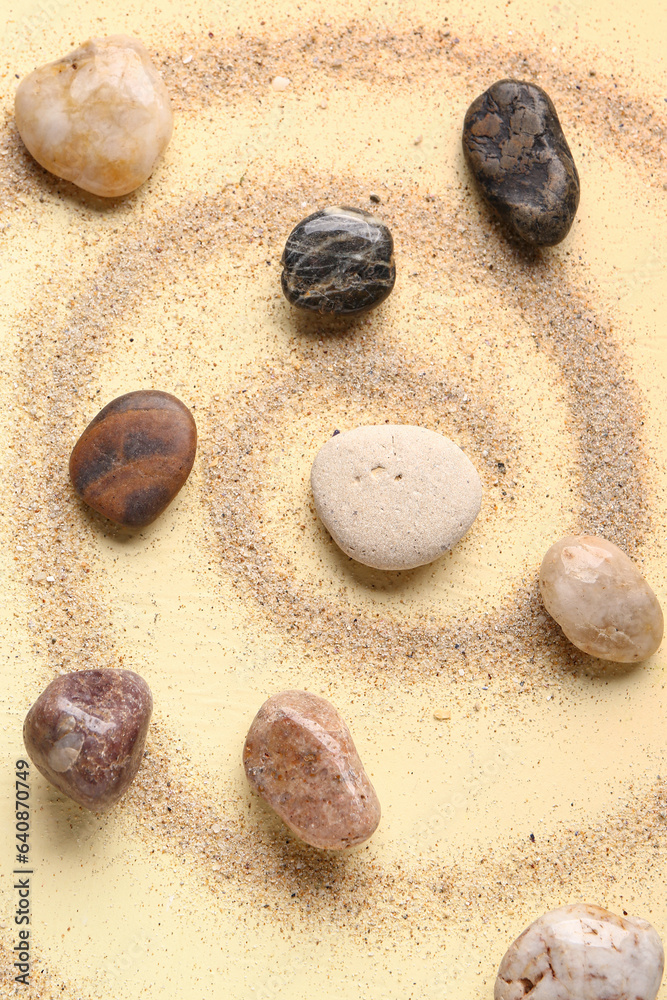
left=0, top=0, right=666, bottom=998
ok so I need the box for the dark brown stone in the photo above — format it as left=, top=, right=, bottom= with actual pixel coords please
left=23, top=669, right=152, bottom=811
left=69, top=389, right=197, bottom=528
left=462, top=79, right=580, bottom=246
left=243, top=690, right=381, bottom=850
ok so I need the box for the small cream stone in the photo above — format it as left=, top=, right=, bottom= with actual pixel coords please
left=539, top=534, right=663, bottom=662
left=495, top=904, right=664, bottom=1000
left=271, top=76, right=291, bottom=91
left=15, top=35, right=173, bottom=197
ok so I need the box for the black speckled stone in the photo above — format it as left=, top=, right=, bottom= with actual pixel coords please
left=23, top=669, right=153, bottom=811
left=281, top=206, right=396, bottom=315
left=462, top=80, right=580, bottom=246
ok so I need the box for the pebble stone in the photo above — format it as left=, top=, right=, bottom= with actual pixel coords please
left=23, top=669, right=153, bottom=811
left=243, top=690, right=381, bottom=850
left=15, top=35, right=173, bottom=197
left=539, top=534, right=664, bottom=662
left=495, top=904, right=664, bottom=1000
left=69, top=389, right=197, bottom=529
left=462, top=79, right=580, bottom=246
left=311, top=425, right=482, bottom=570
left=281, top=206, right=396, bottom=314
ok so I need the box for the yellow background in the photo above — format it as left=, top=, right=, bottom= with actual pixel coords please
left=1, top=0, right=666, bottom=997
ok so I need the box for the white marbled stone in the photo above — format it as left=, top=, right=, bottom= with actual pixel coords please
left=495, top=904, right=664, bottom=1000
left=15, top=35, right=173, bottom=197
left=310, top=424, right=482, bottom=570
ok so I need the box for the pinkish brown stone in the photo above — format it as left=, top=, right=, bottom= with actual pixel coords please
left=23, top=669, right=152, bottom=810
left=243, top=690, right=381, bottom=850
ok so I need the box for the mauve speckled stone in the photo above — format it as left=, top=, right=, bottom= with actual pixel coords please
left=243, top=690, right=381, bottom=850
left=23, top=668, right=152, bottom=810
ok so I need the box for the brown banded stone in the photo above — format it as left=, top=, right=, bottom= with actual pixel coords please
left=462, top=79, right=580, bottom=246
left=69, top=389, right=197, bottom=528
left=539, top=535, right=664, bottom=662
left=243, top=690, right=381, bottom=850
left=23, top=668, right=153, bottom=810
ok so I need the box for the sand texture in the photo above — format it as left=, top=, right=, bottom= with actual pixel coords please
left=0, top=1, right=666, bottom=998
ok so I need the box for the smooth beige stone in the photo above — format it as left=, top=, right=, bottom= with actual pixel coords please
left=310, top=425, right=482, bottom=570
left=15, top=35, right=173, bottom=197
left=496, top=904, right=664, bottom=1000
left=539, top=534, right=663, bottom=662
left=243, top=690, right=381, bottom=850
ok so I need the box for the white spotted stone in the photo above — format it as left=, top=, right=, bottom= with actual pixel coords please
left=495, top=904, right=664, bottom=1000
left=310, top=425, right=482, bottom=570
left=15, top=35, right=173, bottom=197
